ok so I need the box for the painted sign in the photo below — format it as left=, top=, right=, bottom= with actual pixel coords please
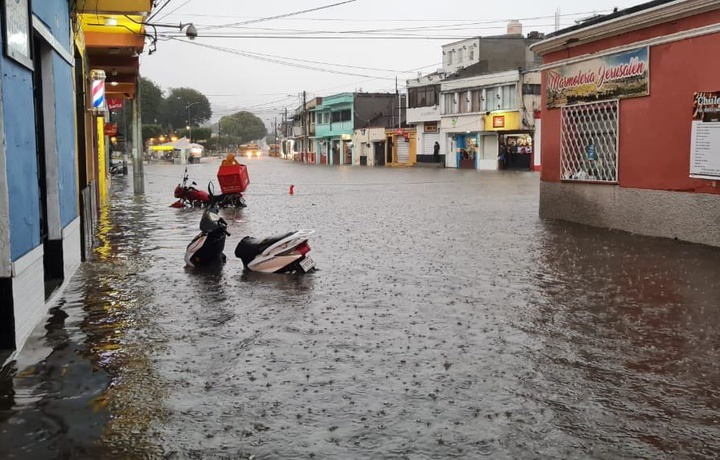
left=107, top=98, right=124, bottom=111
left=483, top=111, right=520, bottom=132
left=3, top=0, right=32, bottom=69
left=104, top=122, right=118, bottom=136
left=546, top=47, right=649, bottom=108
left=690, top=91, right=720, bottom=180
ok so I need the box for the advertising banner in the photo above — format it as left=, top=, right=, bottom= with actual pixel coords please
left=690, top=91, right=720, bottom=180
left=546, top=47, right=649, bottom=108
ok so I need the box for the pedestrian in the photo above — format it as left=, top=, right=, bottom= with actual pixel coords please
left=498, top=141, right=507, bottom=169
left=433, top=141, right=440, bottom=163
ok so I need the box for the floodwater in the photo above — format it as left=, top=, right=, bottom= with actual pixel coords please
left=1, top=157, right=720, bottom=460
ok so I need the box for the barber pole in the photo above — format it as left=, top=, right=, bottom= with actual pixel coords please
left=90, top=69, right=106, bottom=115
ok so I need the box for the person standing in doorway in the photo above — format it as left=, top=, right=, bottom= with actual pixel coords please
left=498, top=140, right=508, bottom=169
left=433, top=141, right=440, bottom=163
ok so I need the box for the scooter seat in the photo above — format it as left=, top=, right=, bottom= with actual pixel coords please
left=235, top=232, right=295, bottom=260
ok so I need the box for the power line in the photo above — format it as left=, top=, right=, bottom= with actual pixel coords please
left=168, top=39, right=404, bottom=79
left=156, top=0, right=195, bottom=22
left=202, top=0, right=358, bottom=31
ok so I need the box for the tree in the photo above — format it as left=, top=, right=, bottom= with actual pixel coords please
left=139, top=77, right=164, bottom=125
left=142, top=124, right=164, bottom=144
left=177, top=127, right=212, bottom=143
left=162, top=88, right=212, bottom=131
left=219, top=111, right=267, bottom=144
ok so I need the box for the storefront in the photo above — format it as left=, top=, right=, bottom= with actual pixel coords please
left=483, top=111, right=533, bottom=170
left=455, top=133, right=479, bottom=169
left=532, top=0, right=720, bottom=247
left=440, top=114, right=483, bottom=169
left=385, top=128, right=417, bottom=166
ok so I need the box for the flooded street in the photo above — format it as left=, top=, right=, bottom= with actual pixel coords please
left=2, top=157, right=720, bottom=459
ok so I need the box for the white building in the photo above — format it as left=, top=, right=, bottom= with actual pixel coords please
left=440, top=68, right=541, bottom=170
left=406, top=72, right=444, bottom=163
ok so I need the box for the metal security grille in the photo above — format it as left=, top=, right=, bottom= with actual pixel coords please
left=561, top=101, right=619, bottom=182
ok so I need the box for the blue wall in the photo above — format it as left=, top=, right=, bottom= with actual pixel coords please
left=1, top=0, right=77, bottom=261
left=53, top=53, right=78, bottom=227
left=32, top=1, right=71, bottom=50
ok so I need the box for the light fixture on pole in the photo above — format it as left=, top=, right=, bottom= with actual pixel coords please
left=186, top=102, right=200, bottom=142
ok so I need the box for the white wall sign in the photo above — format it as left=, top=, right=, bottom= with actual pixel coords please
left=3, top=0, right=33, bottom=69
left=690, top=91, right=720, bottom=180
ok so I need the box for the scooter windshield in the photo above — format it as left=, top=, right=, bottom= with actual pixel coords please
left=199, top=210, right=222, bottom=232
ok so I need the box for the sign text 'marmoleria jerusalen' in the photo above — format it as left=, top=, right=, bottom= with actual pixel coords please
left=545, top=47, right=649, bottom=108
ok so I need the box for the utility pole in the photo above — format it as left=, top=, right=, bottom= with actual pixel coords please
left=396, top=76, right=401, bottom=129
left=284, top=107, right=289, bottom=137
left=132, top=76, right=144, bottom=194
left=303, top=90, right=308, bottom=156
left=274, top=116, right=277, bottom=144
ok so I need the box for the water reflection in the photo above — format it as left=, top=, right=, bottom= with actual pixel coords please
left=518, top=221, right=720, bottom=458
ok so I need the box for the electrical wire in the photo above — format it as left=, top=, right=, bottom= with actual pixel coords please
left=201, top=1, right=358, bottom=31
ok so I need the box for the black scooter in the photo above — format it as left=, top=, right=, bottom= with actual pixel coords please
left=184, top=186, right=230, bottom=267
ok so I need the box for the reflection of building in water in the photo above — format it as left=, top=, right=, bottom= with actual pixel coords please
left=532, top=1, right=720, bottom=248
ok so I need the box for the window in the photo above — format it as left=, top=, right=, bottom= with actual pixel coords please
left=459, top=91, right=471, bottom=113
left=408, top=85, right=439, bottom=108
left=486, top=85, right=517, bottom=110
left=501, top=85, right=517, bottom=110
left=469, top=49, right=474, bottom=61
left=443, top=93, right=455, bottom=114
left=486, top=86, right=500, bottom=110
left=471, top=89, right=483, bottom=112
left=447, top=50, right=453, bottom=65
left=523, top=84, right=542, bottom=96
left=458, top=48, right=464, bottom=63
left=561, top=100, right=619, bottom=183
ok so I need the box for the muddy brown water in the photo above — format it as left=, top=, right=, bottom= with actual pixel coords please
left=1, top=157, right=719, bottom=459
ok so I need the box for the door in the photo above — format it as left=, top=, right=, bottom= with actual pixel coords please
left=396, top=136, right=410, bottom=163
left=374, top=142, right=384, bottom=166
left=33, top=36, right=64, bottom=298
left=386, top=136, right=393, bottom=164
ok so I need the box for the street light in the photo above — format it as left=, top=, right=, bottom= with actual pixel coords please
left=186, top=102, right=200, bottom=142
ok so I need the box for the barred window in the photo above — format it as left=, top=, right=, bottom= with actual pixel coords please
left=561, top=100, right=619, bottom=183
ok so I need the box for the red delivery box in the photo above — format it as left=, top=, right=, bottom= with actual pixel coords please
left=217, top=154, right=250, bottom=194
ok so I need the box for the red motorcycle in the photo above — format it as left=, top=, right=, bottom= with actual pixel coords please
left=171, top=169, right=247, bottom=208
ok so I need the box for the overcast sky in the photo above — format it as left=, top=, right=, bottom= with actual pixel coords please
left=140, top=0, right=649, bottom=126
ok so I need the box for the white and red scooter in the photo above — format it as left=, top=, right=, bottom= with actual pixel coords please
left=234, top=230, right=316, bottom=273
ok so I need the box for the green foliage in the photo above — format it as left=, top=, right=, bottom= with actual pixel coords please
left=142, top=124, right=164, bottom=144
left=177, top=127, right=212, bottom=143
left=219, top=111, right=267, bottom=144
left=139, top=77, right=164, bottom=124
left=162, top=88, right=212, bottom=131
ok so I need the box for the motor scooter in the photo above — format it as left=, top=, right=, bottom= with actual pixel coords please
left=234, top=230, right=316, bottom=274
left=171, top=168, right=246, bottom=208
left=185, top=195, right=231, bottom=267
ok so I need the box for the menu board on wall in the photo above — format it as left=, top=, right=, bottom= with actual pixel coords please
left=690, top=91, right=720, bottom=180
left=2, top=0, right=33, bottom=69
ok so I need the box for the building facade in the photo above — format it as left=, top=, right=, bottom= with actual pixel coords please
left=313, top=92, right=403, bottom=166
left=1, top=0, right=152, bottom=353
left=440, top=69, right=541, bottom=170
left=532, top=0, right=720, bottom=247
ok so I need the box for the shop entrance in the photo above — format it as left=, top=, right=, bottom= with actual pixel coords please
left=456, top=134, right=477, bottom=169
left=500, top=133, right=533, bottom=170
left=374, top=142, right=385, bottom=166
left=33, top=35, right=64, bottom=300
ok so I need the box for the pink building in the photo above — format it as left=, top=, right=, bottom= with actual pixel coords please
left=532, top=0, right=720, bottom=247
